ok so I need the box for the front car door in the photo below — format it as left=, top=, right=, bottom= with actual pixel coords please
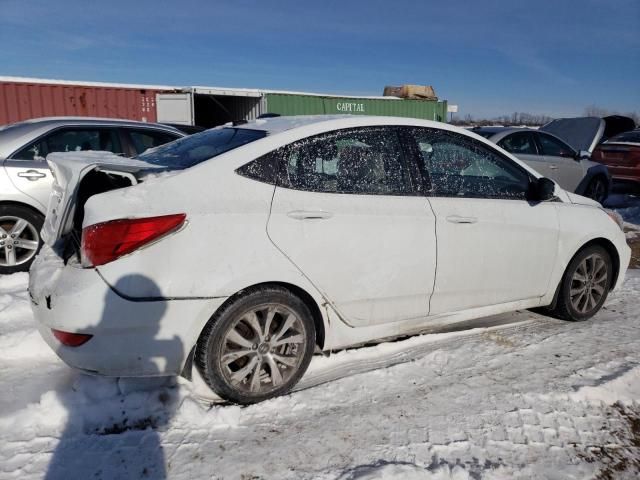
left=407, top=127, right=560, bottom=315
left=535, top=132, right=584, bottom=193
left=267, top=126, right=437, bottom=327
left=4, top=127, right=122, bottom=210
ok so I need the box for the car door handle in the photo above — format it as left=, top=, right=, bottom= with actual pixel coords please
left=549, top=165, right=558, bottom=170
left=17, top=170, right=47, bottom=180
left=446, top=215, right=477, bottom=224
left=287, top=210, right=333, bottom=220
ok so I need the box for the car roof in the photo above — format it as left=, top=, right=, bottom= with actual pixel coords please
left=238, top=115, right=358, bottom=135
left=0, top=116, right=184, bottom=159
left=472, top=126, right=536, bottom=136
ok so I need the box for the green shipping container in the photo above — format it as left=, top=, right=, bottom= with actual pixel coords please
left=264, top=93, right=448, bottom=123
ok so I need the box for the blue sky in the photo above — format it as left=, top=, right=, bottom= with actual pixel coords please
left=1, top=0, right=638, bottom=118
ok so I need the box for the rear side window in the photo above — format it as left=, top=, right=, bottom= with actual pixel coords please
left=126, top=129, right=180, bottom=155
left=273, top=127, right=411, bottom=195
left=537, top=133, right=575, bottom=158
left=408, top=128, right=531, bottom=200
left=137, top=127, right=266, bottom=169
left=12, top=128, right=122, bottom=160
left=498, top=132, right=538, bottom=155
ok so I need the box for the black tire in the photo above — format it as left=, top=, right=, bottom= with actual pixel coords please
left=195, top=286, right=316, bottom=404
left=584, top=176, right=608, bottom=204
left=0, top=205, right=44, bottom=275
left=551, top=245, right=613, bottom=322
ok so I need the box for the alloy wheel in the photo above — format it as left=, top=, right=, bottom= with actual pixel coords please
left=569, top=253, right=609, bottom=314
left=0, top=216, right=40, bottom=267
left=219, top=304, right=308, bottom=395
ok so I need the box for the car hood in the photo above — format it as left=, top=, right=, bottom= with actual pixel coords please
left=565, top=191, right=601, bottom=207
left=541, top=116, right=636, bottom=153
left=41, top=151, right=162, bottom=244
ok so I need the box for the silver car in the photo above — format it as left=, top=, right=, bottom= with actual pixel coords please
left=472, top=127, right=611, bottom=204
left=0, top=117, right=185, bottom=274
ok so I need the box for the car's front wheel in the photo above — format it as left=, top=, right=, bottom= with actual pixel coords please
left=551, top=245, right=613, bottom=321
left=0, top=205, right=44, bottom=275
left=584, top=176, right=608, bottom=204
left=195, top=286, right=316, bottom=404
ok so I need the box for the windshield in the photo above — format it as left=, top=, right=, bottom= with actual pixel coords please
left=137, top=127, right=267, bottom=169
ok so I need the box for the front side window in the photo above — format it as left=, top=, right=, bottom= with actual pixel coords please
left=537, top=133, right=575, bottom=158
left=12, top=128, right=121, bottom=160
left=409, top=128, right=531, bottom=199
left=498, top=132, right=538, bottom=155
left=137, top=127, right=266, bottom=169
left=275, top=127, right=411, bottom=195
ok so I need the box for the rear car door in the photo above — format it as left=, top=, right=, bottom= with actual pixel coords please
left=4, top=127, right=122, bottom=210
left=267, top=126, right=437, bottom=327
left=535, top=132, right=584, bottom=192
left=407, top=127, right=559, bottom=315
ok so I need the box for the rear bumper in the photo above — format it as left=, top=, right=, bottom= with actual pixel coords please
left=29, top=247, right=224, bottom=376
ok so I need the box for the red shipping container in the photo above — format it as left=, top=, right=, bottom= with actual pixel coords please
left=0, top=77, right=176, bottom=125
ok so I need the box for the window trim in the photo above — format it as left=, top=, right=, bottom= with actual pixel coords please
left=404, top=126, right=535, bottom=201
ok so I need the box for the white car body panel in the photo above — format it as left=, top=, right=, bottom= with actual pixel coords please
left=268, top=188, right=436, bottom=326
left=28, top=115, right=632, bottom=378
left=427, top=197, right=559, bottom=314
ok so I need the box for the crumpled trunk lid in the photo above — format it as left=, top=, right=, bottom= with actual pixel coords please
left=42, top=151, right=160, bottom=246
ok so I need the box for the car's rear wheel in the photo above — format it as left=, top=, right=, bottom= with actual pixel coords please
left=584, top=177, right=608, bottom=203
left=195, top=286, right=316, bottom=404
left=0, top=205, right=44, bottom=275
left=551, top=245, right=612, bottom=321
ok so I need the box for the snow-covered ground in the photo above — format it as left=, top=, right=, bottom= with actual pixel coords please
left=1, top=264, right=640, bottom=479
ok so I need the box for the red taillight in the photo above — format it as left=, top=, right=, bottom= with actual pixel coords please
left=81, top=214, right=186, bottom=266
left=52, top=329, right=93, bottom=347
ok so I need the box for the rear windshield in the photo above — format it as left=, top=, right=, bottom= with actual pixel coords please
left=137, top=127, right=266, bottom=169
left=606, top=129, right=640, bottom=144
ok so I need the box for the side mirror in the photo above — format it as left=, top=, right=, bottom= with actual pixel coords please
left=530, top=177, right=557, bottom=201
left=574, top=150, right=590, bottom=160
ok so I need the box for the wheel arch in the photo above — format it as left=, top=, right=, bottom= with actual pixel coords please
left=182, top=280, right=327, bottom=380
left=0, top=200, right=46, bottom=218
left=548, top=237, right=621, bottom=310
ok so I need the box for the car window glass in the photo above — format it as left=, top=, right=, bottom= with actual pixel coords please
left=128, top=129, right=180, bottom=155
left=276, top=127, right=411, bottom=195
left=137, top=127, right=266, bottom=169
left=411, top=128, right=530, bottom=199
left=12, top=139, right=48, bottom=160
left=12, top=128, right=122, bottom=161
left=498, top=132, right=537, bottom=155
left=538, top=133, right=574, bottom=157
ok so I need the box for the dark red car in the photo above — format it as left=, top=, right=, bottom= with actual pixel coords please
left=592, top=129, right=640, bottom=193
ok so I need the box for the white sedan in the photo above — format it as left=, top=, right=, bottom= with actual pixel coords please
left=29, top=115, right=631, bottom=404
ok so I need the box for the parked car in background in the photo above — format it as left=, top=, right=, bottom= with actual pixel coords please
left=472, top=127, right=611, bottom=203
left=0, top=117, right=185, bottom=273
left=541, top=115, right=636, bottom=154
left=162, top=123, right=207, bottom=135
left=592, top=128, right=640, bottom=194
left=30, top=115, right=630, bottom=404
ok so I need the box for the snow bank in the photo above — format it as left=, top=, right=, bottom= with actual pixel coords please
left=570, top=365, right=640, bottom=405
